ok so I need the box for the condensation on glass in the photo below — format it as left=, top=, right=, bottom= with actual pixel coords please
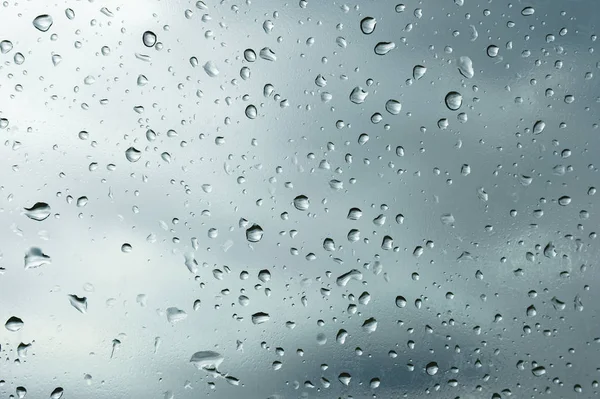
left=0, top=0, right=599, bottom=398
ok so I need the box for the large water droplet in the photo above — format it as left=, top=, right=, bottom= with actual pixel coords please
left=360, top=17, right=377, bottom=34
left=457, top=56, right=474, bottom=78
left=349, top=86, right=368, bottom=104
left=246, top=224, right=264, bottom=242
left=245, top=105, right=257, bottom=119
left=533, top=120, right=546, bottom=134
left=125, top=147, right=142, bottom=162
left=24, top=247, right=51, bottom=269
left=23, top=202, right=51, bottom=221
left=33, top=15, right=53, bottom=32
left=385, top=99, right=402, bottom=115
left=142, top=31, right=157, bottom=47
left=374, top=42, right=395, bottom=55
left=487, top=45, right=499, bottom=57
left=521, top=6, right=535, bottom=16
left=203, top=61, right=219, bottom=77
left=413, top=65, right=427, bottom=80
left=293, top=195, right=309, bottom=211
left=445, top=91, right=463, bottom=111
left=426, top=362, right=439, bottom=375
left=50, top=387, right=64, bottom=399
left=5, top=316, right=24, bottom=332
left=190, top=351, right=224, bottom=370
left=166, top=307, right=188, bottom=323
left=532, top=366, right=546, bottom=376
left=395, top=296, right=407, bottom=308
left=251, top=312, right=270, bottom=324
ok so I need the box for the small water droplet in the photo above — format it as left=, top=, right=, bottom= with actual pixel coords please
left=68, top=295, right=88, bottom=313
left=426, top=362, right=439, bottom=375
left=245, top=105, right=257, bottom=119
left=349, top=86, right=368, bottom=104
left=413, top=65, right=427, bottom=80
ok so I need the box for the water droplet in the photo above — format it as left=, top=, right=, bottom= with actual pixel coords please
left=457, top=56, right=474, bottom=78
left=166, top=307, right=188, bottom=323
left=445, top=91, right=463, bottom=111
left=33, top=15, right=53, bottom=32
left=374, top=42, right=395, bottom=55
left=50, top=387, right=64, bottom=399
left=125, top=147, right=142, bottom=162
left=0, top=40, right=13, bottom=54
left=76, top=196, right=88, bottom=207
left=203, top=61, right=219, bottom=77
left=23, top=202, right=51, bottom=221
left=259, top=47, right=276, bottom=61
left=395, top=296, right=407, bottom=308
left=413, top=65, right=427, bottom=80
left=347, top=207, right=363, bottom=220
left=142, top=31, right=157, bottom=47
left=246, top=224, right=264, bottom=242
left=558, top=196, right=571, bottom=206
left=190, top=351, right=224, bottom=370
left=258, top=269, right=271, bottom=283
left=336, top=269, right=363, bottom=286
left=362, top=317, right=377, bottom=333
left=68, top=295, right=88, bottom=313
left=533, top=120, right=546, bottom=134
left=487, top=45, right=499, bottom=57
left=245, top=105, right=257, bottom=119
left=24, top=247, right=51, bottom=269
left=5, top=316, right=24, bottom=332
left=349, top=86, right=368, bottom=104
left=65, top=8, right=75, bottom=20
left=526, top=305, right=537, bottom=317
left=521, top=6, right=535, bottom=16
left=338, top=372, right=352, bottom=386
left=251, top=312, right=270, bottom=324
left=426, top=362, right=439, bottom=375
left=336, top=329, right=348, bottom=344
left=244, top=49, right=256, bottom=62
left=293, top=195, right=309, bottom=211
left=360, top=17, right=377, bottom=34
left=385, top=99, right=402, bottom=114
left=121, top=243, right=133, bottom=253
left=532, top=366, right=546, bottom=376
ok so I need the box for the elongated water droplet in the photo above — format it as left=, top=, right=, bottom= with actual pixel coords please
left=259, top=47, right=276, bottom=61
left=190, top=351, right=224, bottom=370
left=457, top=56, right=474, bottom=78
left=521, top=6, right=535, bottom=16
left=251, top=312, right=270, bottom=324
left=533, top=120, right=546, bottom=134
left=5, top=316, right=24, bottom=332
left=50, top=387, right=64, bottom=399
left=203, top=61, right=219, bottom=77
left=23, top=202, right=51, bottom=221
left=374, top=42, right=395, bottom=55
left=166, top=307, right=187, bottom=323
